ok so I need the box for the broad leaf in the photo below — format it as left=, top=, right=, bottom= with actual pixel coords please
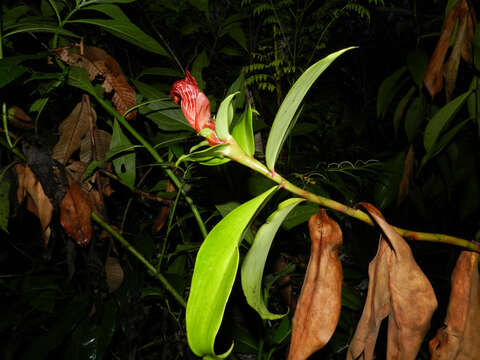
left=377, top=66, right=407, bottom=119
left=186, top=186, right=277, bottom=358
left=424, top=89, right=472, bottom=152
left=176, top=143, right=231, bottom=166
left=216, top=92, right=239, bottom=140
left=0, top=60, right=28, bottom=88
left=231, top=103, right=255, bottom=156
left=406, top=50, right=428, bottom=88
left=241, top=198, right=304, bottom=320
left=110, top=119, right=136, bottom=189
left=67, top=67, right=97, bottom=97
left=266, top=47, right=355, bottom=170
left=69, top=18, right=169, bottom=57
left=404, top=94, right=425, bottom=142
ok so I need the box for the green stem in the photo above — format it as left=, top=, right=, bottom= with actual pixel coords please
left=91, top=212, right=187, bottom=308
left=91, top=96, right=208, bottom=239
left=225, top=138, right=480, bottom=252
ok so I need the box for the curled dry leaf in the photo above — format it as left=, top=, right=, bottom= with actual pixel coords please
left=8, top=106, right=33, bottom=129
left=15, top=164, right=54, bottom=245
left=288, top=209, right=343, bottom=360
left=59, top=172, right=92, bottom=246
left=52, top=95, right=96, bottom=164
left=429, top=251, right=480, bottom=360
left=347, top=203, right=437, bottom=360
left=80, top=129, right=111, bottom=163
left=152, top=178, right=175, bottom=233
left=105, top=256, right=124, bottom=293
left=423, top=0, right=475, bottom=99
left=52, top=45, right=137, bottom=120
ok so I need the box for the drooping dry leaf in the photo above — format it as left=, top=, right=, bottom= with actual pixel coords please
left=152, top=179, right=175, bottom=233
left=424, top=0, right=475, bottom=99
left=444, top=3, right=469, bottom=102
left=52, top=45, right=137, bottom=120
left=429, top=251, right=480, bottom=360
left=288, top=209, right=343, bottom=360
left=80, top=129, right=111, bottom=163
left=52, top=95, right=96, bottom=164
left=347, top=203, right=437, bottom=360
left=105, top=256, right=124, bottom=293
left=59, top=172, right=92, bottom=246
left=8, top=106, right=33, bottom=129
left=15, top=164, right=53, bottom=244
left=397, top=145, right=415, bottom=206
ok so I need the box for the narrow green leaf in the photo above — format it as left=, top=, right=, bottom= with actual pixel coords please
left=69, top=19, right=169, bottom=57
left=241, top=198, right=304, bottom=320
left=176, top=143, right=231, bottom=166
left=377, top=66, right=407, bottom=118
left=186, top=186, right=277, bottom=358
left=424, top=90, right=472, bottom=151
left=216, top=92, right=239, bottom=140
left=266, top=47, right=355, bottom=170
left=232, top=103, right=255, bottom=156
left=0, top=181, right=10, bottom=233
left=80, top=4, right=130, bottom=21
left=467, top=77, right=480, bottom=136
left=4, top=23, right=79, bottom=38
left=110, top=119, right=136, bottom=189
left=226, top=73, right=246, bottom=110
left=191, top=50, right=209, bottom=90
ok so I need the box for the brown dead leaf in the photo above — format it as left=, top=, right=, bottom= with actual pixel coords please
left=152, top=179, right=176, bottom=233
left=288, top=209, right=343, bottom=360
left=8, top=106, right=33, bottom=129
left=105, top=256, right=124, bottom=293
left=80, top=129, right=111, bottom=163
left=424, top=0, right=475, bottom=99
left=59, top=172, right=92, bottom=246
left=429, top=251, right=480, bottom=360
left=397, top=145, right=415, bottom=206
left=347, top=203, right=437, bottom=360
left=52, top=95, right=96, bottom=164
left=52, top=45, right=137, bottom=120
left=15, top=164, right=53, bottom=244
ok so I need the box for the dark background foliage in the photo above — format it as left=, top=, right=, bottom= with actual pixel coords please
left=0, top=0, right=479, bottom=359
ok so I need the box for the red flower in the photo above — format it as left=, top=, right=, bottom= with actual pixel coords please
left=170, top=70, right=215, bottom=133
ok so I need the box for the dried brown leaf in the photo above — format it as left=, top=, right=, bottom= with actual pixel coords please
left=288, top=210, right=343, bottom=360
left=80, top=129, right=111, bottom=163
left=105, top=256, right=124, bottom=293
left=429, top=251, right=480, bottom=360
left=397, top=145, right=415, bottom=206
left=59, top=172, right=92, bottom=246
left=52, top=95, right=96, bottom=164
left=52, top=45, right=137, bottom=120
left=347, top=204, right=437, bottom=360
left=8, top=106, right=33, bottom=129
left=424, top=1, right=464, bottom=98
left=444, top=2, right=469, bottom=102
left=15, top=164, right=53, bottom=244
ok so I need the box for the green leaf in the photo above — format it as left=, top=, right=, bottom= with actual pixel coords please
left=186, top=186, right=277, bottom=358
left=216, top=92, right=239, bottom=140
left=467, top=77, right=480, bottom=135
left=2, top=5, right=30, bottom=28
left=424, top=90, right=472, bottom=152
left=69, top=18, right=169, bottom=57
left=4, top=22, right=79, bottom=38
left=191, top=50, right=209, bottom=89
left=241, top=198, right=303, bottom=320
left=377, top=66, right=407, bottom=118
left=110, top=119, right=136, bottom=189
left=0, top=60, right=28, bottom=88
left=266, top=47, right=356, bottom=170
left=421, top=119, right=469, bottom=167
left=0, top=181, right=10, bottom=233
left=80, top=4, right=130, bottom=21
left=176, top=143, right=231, bottom=166
left=67, top=66, right=97, bottom=96
left=393, top=86, right=415, bottom=135
left=226, top=73, right=246, bottom=110
left=406, top=50, right=428, bottom=88
left=281, top=202, right=319, bottom=230
left=404, top=94, right=425, bottom=142
left=232, top=103, right=255, bottom=156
